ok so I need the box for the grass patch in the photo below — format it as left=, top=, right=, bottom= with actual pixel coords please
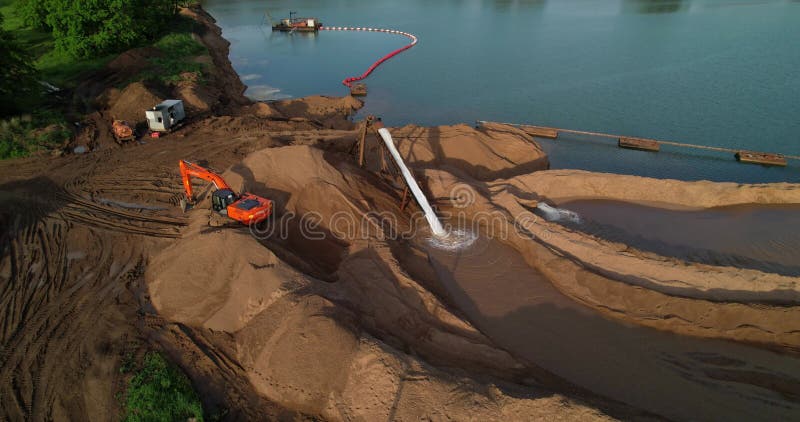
left=0, top=112, right=70, bottom=159
left=37, top=50, right=117, bottom=88
left=154, top=31, right=206, bottom=57
left=134, top=30, right=209, bottom=85
left=123, top=351, right=204, bottom=422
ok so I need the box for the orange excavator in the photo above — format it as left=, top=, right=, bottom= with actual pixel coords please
left=179, top=160, right=273, bottom=225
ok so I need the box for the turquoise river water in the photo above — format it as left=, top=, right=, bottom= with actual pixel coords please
left=202, top=0, right=800, bottom=183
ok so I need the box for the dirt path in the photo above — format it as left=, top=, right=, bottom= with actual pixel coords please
left=0, top=110, right=319, bottom=419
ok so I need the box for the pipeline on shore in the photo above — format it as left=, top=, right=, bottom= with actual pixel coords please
left=376, top=126, right=446, bottom=236
left=478, top=120, right=799, bottom=167
left=319, top=26, right=418, bottom=88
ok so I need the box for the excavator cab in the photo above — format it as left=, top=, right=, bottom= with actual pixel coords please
left=211, top=189, right=237, bottom=214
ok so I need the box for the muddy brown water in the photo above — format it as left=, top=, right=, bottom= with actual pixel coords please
left=425, top=234, right=800, bottom=421
left=554, top=200, right=800, bottom=276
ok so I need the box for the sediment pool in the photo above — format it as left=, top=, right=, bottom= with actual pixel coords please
left=426, top=233, right=800, bottom=421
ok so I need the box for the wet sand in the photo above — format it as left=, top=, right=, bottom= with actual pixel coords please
left=558, top=200, right=800, bottom=276
left=426, top=233, right=800, bottom=421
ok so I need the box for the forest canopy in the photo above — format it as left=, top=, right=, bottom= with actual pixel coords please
left=16, top=0, right=183, bottom=58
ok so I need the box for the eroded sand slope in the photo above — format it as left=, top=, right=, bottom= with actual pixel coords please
left=147, top=142, right=627, bottom=420
left=147, top=125, right=800, bottom=420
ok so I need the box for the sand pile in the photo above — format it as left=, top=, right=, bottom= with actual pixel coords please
left=153, top=146, right=524, bottom=372
left=175, top=73, right=219, bottom=116
left=223, top=145, right=406, bottom=243
left=105, top=73, right=218, bottom=125
left=147, top=221, right=302, bottom=332
left=71, top=47, right=162, bottom=105
left=270, top=95, right=363, bottom=129
left=390, top=123, right=549, bottom=180
left=107, top=82, right=165, bottom=124
left=145, top=144, right=632, bottom=420
left=243, top=102, right=284, bottom=119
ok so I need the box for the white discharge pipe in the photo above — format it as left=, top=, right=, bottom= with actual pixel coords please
left=378, top=128, right=447, bottom=236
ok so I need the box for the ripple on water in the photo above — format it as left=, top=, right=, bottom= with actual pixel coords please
left=425, top=229, right=478, bottom=252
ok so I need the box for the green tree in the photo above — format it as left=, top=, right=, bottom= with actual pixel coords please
left=0, top=13, right=39, bottom=116
left=16, top=0, right=180, bottom=58
left=15, top=0, right=50, bottom=29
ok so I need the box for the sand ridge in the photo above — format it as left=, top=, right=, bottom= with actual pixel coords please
left=422, top=167, right=800, bottom=350
left=145, top=142, right=633, bottom=420
left=145, top=130, right=800, bottom=419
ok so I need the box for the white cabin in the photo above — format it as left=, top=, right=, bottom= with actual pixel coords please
left=145, top=99, right=185, bottom=132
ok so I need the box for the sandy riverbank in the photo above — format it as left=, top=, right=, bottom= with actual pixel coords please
left=143, top=121, right=800, bottom=419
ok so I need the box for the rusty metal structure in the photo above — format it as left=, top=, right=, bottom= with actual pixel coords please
left=350, top=116, right=430, bottom=211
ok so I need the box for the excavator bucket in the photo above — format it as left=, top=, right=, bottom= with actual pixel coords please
left=180, top=198, right=188, bottom=213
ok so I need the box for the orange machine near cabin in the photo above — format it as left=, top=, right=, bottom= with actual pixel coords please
left=179, top=160, right=273, bottom=225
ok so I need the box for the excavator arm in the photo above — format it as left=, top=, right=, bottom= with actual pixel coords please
left=179, top=160, right=232, bottom=202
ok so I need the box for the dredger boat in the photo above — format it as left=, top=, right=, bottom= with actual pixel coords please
left=271, top=11, right=322, bottom=32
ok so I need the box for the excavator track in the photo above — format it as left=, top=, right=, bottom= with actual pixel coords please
left=0, top=171, right=187, bottom=418
left=56, top=175, right=188, bottom=238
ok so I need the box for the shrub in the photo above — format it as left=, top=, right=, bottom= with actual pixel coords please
left=0, top=13, right=39, bottom=116
left=125, top=31, right=208, bottom=86
left=124, top=352, right=204, bottom=422
left=154, top=32, right=205, bottom=57
left=0, top=113, right=70, bottom=159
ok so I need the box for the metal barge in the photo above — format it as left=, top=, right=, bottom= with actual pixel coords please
left=271, top=12, right=322, bottom=32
